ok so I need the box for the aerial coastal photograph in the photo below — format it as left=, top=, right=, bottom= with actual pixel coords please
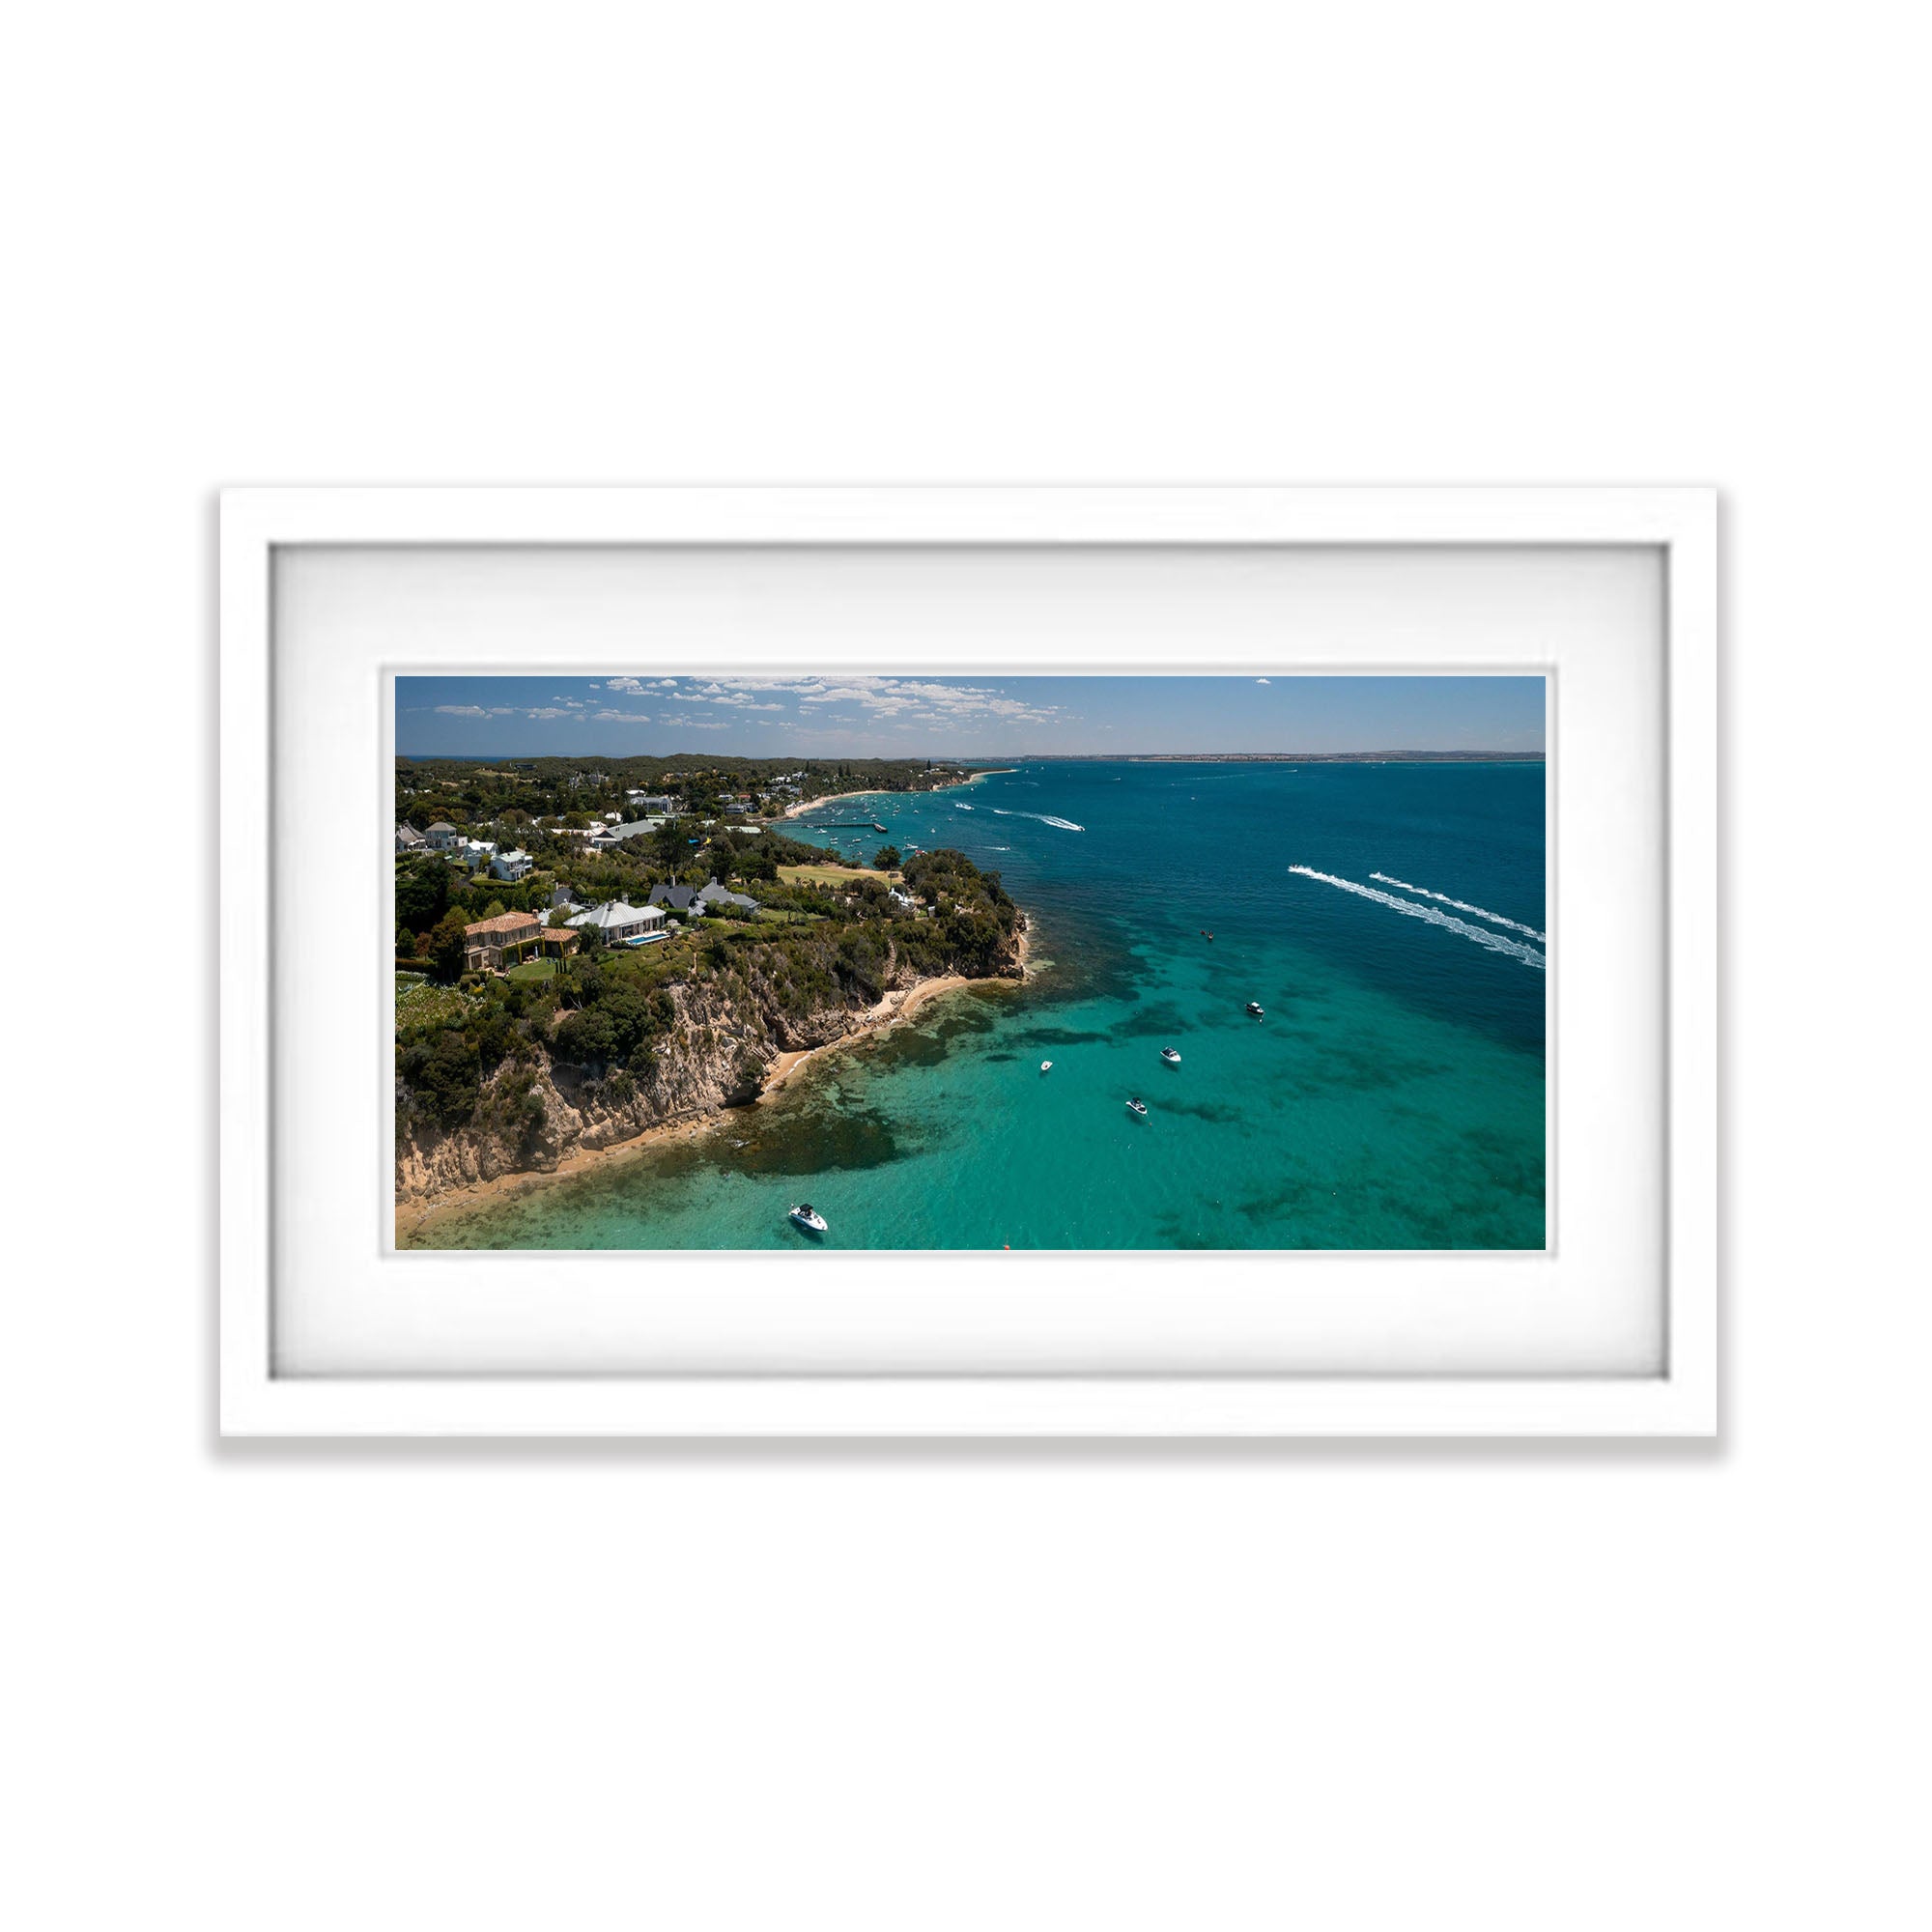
left=394, top=672, right=1547, bottom=1250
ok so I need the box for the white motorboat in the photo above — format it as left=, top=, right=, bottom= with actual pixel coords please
left=787, top=1203, right=828, bottom=1234
left=1160, top=1047, right=1181, bottom=1065
left=1125, top=1096, right=1148, bottom=1119
left=1040, top=1060, right=1053, bottom=1072
left=1246, top=1001, right=1264, bottom=1018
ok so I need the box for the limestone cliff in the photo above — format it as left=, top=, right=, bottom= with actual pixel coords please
left=395, top=922, right=1023, bottom=1208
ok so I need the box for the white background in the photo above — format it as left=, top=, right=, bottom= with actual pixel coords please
left=4, top=5, right=1925, bottom=1928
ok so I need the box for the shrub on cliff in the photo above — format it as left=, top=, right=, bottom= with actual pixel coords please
left=399, top=1030, right=480, bottom=1129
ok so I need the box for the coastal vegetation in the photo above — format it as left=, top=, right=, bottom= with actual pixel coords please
left=394, top=756, right=1022, bottom=1205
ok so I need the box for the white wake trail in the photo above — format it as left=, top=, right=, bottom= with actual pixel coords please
left=1369, top=871, right=1546, bottom=942
left=989, top=808, right=1084, bottom=831
left=1290, top=867, right=1547, bottom=969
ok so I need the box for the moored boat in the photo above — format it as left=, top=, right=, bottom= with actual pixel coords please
left=1160, top=1046, right=1181, bottom=1065
left=787, top=1203, right=829, bottom=1234
left=1125, top=1096, right=1148, bottom=1118
left=1246, top=1001, right=1264, bottom=1017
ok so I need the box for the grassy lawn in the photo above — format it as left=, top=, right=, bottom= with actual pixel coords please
left=504, top=956, right=558, bottom=984
left=778, top=862, right=897, bottom=887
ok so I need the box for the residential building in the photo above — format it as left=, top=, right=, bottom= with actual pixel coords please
left=647, top=882, right=701, bottom=915
left=695, top=878, right=761, bottom=915
left=395, top=823, right=426, bottom=852
left=463, top=910, right=541, bottom=972
left=491, top=848, right=534, bottom=882
left=626, top=791, right=677, bottom=813
left=458, top=838, right=497, bottom=869
left=425, top=821, right=462, bottom=850
left=567, top=900, right=667, bottom=944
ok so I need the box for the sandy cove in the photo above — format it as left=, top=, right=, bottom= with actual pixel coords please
left=780, top=769, right=1013, bottom=821
left=781, top=787, right=881, bottom=820
left=392, top=946, right=1027, bottom=1244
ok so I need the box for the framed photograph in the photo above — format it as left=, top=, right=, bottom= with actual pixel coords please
left=220, top=487, right=1717, bottom=1436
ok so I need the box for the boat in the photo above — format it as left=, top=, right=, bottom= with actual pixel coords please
left=1246, top=1001, right=1264, bottom=1017
left=1040, top=1060, right=1053, bottom=1073
left=1125, top=1096, right=1148, bottom=1118
left=787, top=1203, right=828, bottom=1234
left=1160, top=1047, right=1181, bottom=1065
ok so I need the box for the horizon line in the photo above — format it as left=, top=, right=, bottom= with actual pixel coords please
left=396, top=747, right=1548, bottom=761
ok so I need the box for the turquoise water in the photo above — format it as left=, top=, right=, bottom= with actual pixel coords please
left=414, top=761, right=1546, bottom=1250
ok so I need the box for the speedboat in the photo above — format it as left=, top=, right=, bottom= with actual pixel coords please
left=1040, top=1060, right=1053, bottom=1073
left=1125, top=1096, right=1148, bottom=1118
left=787, top=1203, right=828, bottom=1234
left=1246, top=1001, right=1264, bottom=1018
left=1160, top=1047, right=1181, bottom=1065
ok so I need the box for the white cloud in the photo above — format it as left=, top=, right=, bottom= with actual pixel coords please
left=526, top=707, right=571, bottom=720
left=603, top=676, right=649, bottom=694
left=699, top=673, right=1061, bottom=724
left=436, top=704, right=488, bottom=717
left=591, top=708, right=655, bottom=723
left=1256, top=677, right=1271, bottom=685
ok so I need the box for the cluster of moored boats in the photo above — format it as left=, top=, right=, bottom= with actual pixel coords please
left=784, top=998, right=1267, bottom=1235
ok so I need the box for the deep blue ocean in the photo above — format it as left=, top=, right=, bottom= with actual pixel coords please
left=412, top=760, right=1547, bottom=1249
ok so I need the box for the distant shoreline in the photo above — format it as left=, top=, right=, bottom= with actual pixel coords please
left=781, top=768, right=1010, bottom=821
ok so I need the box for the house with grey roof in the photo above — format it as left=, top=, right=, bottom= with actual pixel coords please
left=395, top=823, right=426, bottom=851
left=566, top=899, right=667, bottom=944
left=425, top=821, right=462, bottom=850
left=696, top=878, right=760, bottom=915
left=491, top=848, right=534, bottom=882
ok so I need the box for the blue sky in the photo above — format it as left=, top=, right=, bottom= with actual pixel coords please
left=396, top=674, right=1546, bottom=758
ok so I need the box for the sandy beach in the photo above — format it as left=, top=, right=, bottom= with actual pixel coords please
left=781, top=787, right=881, bottom=820
left=780, top=769, right=1011, bottom=821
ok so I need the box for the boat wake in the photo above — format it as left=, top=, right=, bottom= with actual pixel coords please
left=1370, top=871, right=1546, bottom=942
left=1290, top=867, right=1547, bottom=969
left=990, top=808, right=1084, bottom=831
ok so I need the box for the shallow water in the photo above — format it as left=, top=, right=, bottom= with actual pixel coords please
left=409, top=760, right=1546, bottom=1249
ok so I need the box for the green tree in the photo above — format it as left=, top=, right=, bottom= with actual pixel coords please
left=873, top=845, right=900, bottom=871
left=427, top=908, right=469, bottom=982
left=394, top=855, right=450, bottom=935
left=402, top=1030, right=479, bottom=1128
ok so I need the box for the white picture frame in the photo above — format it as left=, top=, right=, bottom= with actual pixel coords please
left=220, top=487, right=1717, bottom=1437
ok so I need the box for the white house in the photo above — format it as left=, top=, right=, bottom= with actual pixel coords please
left=491, top=847, right=534, bottom=882
left=567, top=899, right=668, bottom=945
left=458, top=838, right=497, bottom=869
left=395, top=823, right=425, bottom=852
left=424, top=821, right=462, bottom=850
